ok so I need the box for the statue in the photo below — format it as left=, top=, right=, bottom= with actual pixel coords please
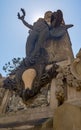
left=3, top=9, right=74, bottom=102
left=18, top=9, right=73, bottom=63
left=18, top=8, right=52, bottom=58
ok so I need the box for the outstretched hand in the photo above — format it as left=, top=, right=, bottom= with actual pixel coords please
left=17, top=8, right=26, bottom=20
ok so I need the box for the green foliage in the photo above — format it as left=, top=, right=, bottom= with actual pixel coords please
left=3, top=57, right=23, bottom=75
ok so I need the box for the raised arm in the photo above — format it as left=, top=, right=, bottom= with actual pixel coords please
left=20, top=19, right=33, bottom=30
left=17, top=8, right=33, bottom=30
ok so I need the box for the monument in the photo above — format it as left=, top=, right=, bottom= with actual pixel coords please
left=0, top=9, right=81, bottom=129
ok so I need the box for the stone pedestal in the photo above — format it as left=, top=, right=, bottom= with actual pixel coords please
left=53, top=103, right=81, bottom=130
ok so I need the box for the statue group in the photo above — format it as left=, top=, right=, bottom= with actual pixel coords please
left=1, top=9, right=81, bottom=130
left=3, top=9, right=74, bottom=102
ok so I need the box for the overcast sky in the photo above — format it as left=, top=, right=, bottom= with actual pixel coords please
left=0, top=0, right=81, bottom=76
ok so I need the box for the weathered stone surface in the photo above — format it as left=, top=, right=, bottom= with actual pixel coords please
left=6, top=85, right=49, bottom=113
left=53, top=103, right=81, bottom=130
left=50, top=79, right=58, bottom=109
left=54, top=58, right=81, bottom=105
left=71, top=48, right=81, bottom=80
left=0, top=77, right=5, bottom=87
left=42, top=118, right=53, bottom=128
left=45, top=32, right=74, bottom=63
left=0, top=107, right=53, bottom=128
left=0, top=90, right=11, bottom=113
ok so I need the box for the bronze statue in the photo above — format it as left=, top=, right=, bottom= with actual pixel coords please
left=3, top=9, right=74, bottom=102
left=18, top=8, right=52, bottom=59
left=18, top=9, right=73, bottom=64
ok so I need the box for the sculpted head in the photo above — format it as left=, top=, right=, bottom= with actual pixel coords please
left=44, top=11, right=52, bottom=25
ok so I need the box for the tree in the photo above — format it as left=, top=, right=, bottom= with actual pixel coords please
left=3, top=57, right=23, bottom=75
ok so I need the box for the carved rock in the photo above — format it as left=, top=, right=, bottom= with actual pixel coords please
left=71, top=48, right=81, bottom=80
left=55, top=56, right=81, bottom=103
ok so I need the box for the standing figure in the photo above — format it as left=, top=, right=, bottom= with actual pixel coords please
left=18, top=9, right=52, bottom=59
left=17, top=9, right=52, bottom=100
left=17, top=9, right=73, bottom=101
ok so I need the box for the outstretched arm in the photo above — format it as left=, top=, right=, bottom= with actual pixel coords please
left=65, top=24, right=74, bottom=29
left=17, top=8, right=33, bottom=30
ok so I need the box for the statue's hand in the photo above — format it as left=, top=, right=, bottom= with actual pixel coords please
left=17, top=12, right=24, bottom=20
left=21, top=8, right=26, bottom=17
left=17, top=12, right=21, bottom=19
left=17, top=8, right=26, bottom=20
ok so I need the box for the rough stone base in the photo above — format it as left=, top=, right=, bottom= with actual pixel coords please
left=42, top=118, right=53, bottom=128
left=53, top=103, right=81, bottom=130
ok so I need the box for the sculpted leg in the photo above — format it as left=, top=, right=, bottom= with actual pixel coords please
left=22, top=68, right=37, bottom=90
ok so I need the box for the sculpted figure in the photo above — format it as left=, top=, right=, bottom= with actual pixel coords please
left=2, top=9, right=74, bottom=103
left=28, top=9, right=73, bottom=63
left=16, top=9, right=74, bottom=101
left=18, top=9, right=73, bottom=63
left=18, top=8, right=52, bottom=59
left=17, top=9, right=53, bottom=100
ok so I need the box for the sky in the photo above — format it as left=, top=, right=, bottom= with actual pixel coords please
left=0, top=0, right=81, bottom=76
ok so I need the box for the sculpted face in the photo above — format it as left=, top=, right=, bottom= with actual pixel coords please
left=44, top=11, right=52, bottom=25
